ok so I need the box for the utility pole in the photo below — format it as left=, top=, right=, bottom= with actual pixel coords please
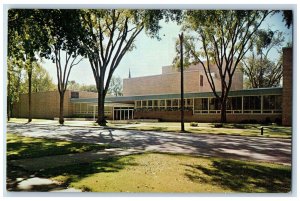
left=179, top=32, right=185, bottom=132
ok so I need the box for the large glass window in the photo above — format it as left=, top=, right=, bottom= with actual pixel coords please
left=172, top=99, right=179, bottom=107
left=243, top=96, right=261, bottom=111
left=159, top=99, right=165, bottom=107
left=153, top=100, right=158, bottom=107
left=142, top=100, right=147, bottom=108
left=263, top=95, right=282, bottom=111
left=194, top=98, right=208, bottom=110
left=166, top=99, right=172, bottom=107
left=148, top=100, right=152, bottom=107
left=136, top=101, right=141, bottom=108
left=227, top=97, right=242, bottom=110
left=209, top=98, right=220, bottom=110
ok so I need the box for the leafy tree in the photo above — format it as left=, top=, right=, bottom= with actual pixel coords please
left=80, top=9, right=181, bottom=125
left=37, top=9, right=85, bottom=125
left=8, top=9, right=47, bottom=122
left=80, top=84, right=98, bottom=93
left=242, top=30, right=284, bottom=88
left=23, top=62, right=56, bottom=93
left=7, top=58, right=24, bottom=121
left=177, top=10, right=272, bottom=123
left=67, top=80, right=82, bottom=91
left=107, top=76, right=123, bottom=96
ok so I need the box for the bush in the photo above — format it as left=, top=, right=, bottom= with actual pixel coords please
left=233, top=124, right=246, bottom=129
left=264, top=117, right=272, bottom=125
left=214, top=123, right=223, bottom=128
left=190, top=122, right=198, bottom=127
left=274, top=118, right=282, bottom=125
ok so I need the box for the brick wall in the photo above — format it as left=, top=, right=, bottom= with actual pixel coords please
left=12, top=90, right=98, bottom=119
left=282, top=47, right=293, bottom=126
left=123, top=63, right=243, bottom=96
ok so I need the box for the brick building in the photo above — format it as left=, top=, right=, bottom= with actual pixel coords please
left=12, top=48, right=292, bottom=125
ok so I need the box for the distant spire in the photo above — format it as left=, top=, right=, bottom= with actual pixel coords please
left=128, top=68, right=131, bottom=78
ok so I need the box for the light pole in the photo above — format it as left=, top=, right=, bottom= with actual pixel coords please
left=179, top=32, right=185, bottom=132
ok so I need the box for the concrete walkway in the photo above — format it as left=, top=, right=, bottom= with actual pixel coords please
left=7, top=122, right=292, bottom=165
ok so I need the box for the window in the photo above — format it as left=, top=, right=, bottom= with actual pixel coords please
left=172, top=99, right=179, bottom=107
left=200, top=75, right=203, bottom=87
left=71, top=92, right=79, bottom=98
left=243, top=96, right=261, bottom=111
left=209, top=98, right=220, bottom=110
left=159, top=100, right=165, bottom=107
left=153, top=100, right=158, bottom=107
left=263, top=95, right=282, bottom=111
left=148, top=100, right=153, bottom=107
left=227, top=97, right=242, bottom=110
left=136, top=101, right=141, bottom=108
left=142, top=100, right=147, bottom=108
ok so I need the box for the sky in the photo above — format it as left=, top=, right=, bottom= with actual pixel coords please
left=42, top=12, right=293, bottom=86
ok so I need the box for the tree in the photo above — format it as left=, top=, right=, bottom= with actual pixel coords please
left=67, top=80, right=81, bottom=91
left=80, top=9, right=181, bottom=126
left=23, top=62, right=56, bottom=93
left=38, top=9, right=85, bottom=125
left=7, top=58, right=24, bottom=121
left=242, top=30, right=284, bottom=88
left=8, top=9, right=47, bottom=122
left=178, top=10, right=272, bottom=123
left=107, top=76, right=123, bottom=96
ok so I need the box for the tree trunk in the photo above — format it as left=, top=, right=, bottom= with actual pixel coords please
left=7, top=72, right=11, bottom=121
left=59, top=92, right=65, bottom=125
left=28, top=68, right=32, bottom=123
left=220, top=98, right=227, bottom=123
left=97, top=89, right=107, bottom=126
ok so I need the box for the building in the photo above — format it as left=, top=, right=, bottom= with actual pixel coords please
left=12, top=48, right=292, bottom=126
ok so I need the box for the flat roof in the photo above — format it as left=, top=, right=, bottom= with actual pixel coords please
left=70, top=87, right=282, bottom=103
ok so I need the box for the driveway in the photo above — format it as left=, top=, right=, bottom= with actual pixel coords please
left=6, top=122, right=291, bottom=165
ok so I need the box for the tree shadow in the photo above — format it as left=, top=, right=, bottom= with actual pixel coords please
left=7, top=137, right=108, bottom=160
left=7, top=154, right=139, bottom=192
left=184, top=159, right=291, bottom=193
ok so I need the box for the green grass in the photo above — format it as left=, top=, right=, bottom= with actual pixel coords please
left=37, top=153, right=291, bottom=193
left=6, top=134, right=291, bottom=193
left=6, top=133, right=109, bottom=160
left=108, top=122, right=292, bottom=138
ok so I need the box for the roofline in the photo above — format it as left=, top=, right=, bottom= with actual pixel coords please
left=70, top=87, right=283, bottom=103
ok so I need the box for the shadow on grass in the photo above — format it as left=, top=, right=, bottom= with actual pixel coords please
left=7, top=136, right=109, bottom=160
left=7, top=155, right=138, bottom=192
left=184, top=159, right=291, bottom=193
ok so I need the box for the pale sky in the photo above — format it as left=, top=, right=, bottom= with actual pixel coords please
left=42, top=12, right=293, bottom=85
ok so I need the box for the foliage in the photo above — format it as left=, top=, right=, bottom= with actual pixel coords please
left=175, top=10, right=272, bottom=123
left=23, top=62, right=56, bottom=93
left=79, top=9, right=181, bottom=125
left=8, top=9, right=48, bottom=122
left=35, top=9, right=86, bottom=124
left=190, top=122, right=198, bottom=127
left=241, top=30, right=284, bottom=88
left=107, top=76, right=123, bottom=96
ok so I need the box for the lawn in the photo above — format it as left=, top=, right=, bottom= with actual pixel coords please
left=6, top=134, right=291, bottom=193
left=7, top=133, right=109, bottom=160
left=17, top=153, right=292, bottom=193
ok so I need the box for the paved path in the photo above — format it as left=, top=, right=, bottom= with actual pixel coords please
left=7, top=122, right=291, bottom=165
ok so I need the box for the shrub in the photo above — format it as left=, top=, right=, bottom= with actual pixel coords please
left=214, top=123, right=223, bottom=128
left=190, top=122, right=198, bottom=127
